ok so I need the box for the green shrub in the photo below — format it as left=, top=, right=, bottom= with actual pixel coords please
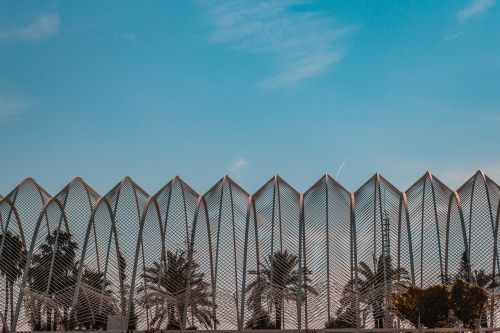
left=392, top=285, right=450, bottom=328
left=450, top=279, right=489, bottom=328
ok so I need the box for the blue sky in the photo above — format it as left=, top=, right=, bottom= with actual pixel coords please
left=1, top=0, right=499, bottom=195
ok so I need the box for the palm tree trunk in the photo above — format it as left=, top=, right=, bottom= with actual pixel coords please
left=373, top=302, right=384, bottom=328
left=178, top=303, right=185, bottom=330
left=54, top=309, right=59, bottom=331
left=9, top=283, right=13, bottom=327
left=33, top=300, right=41, bottom=331
left=275, top=301, right=282, bottom=329
left=46, top=306, right=52, bottom=331
left=4, top=280, right=8, bottom=324
left=168, top=306, right=179, bottom=329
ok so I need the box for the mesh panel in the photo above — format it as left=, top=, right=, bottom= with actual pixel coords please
left=131, top=176, right=199, bottom=330
left=303, top=175, right=352, bottom=329
left=405, top=172, right=451, bottom=287
left=457, top=171, right=500, bottom=326
left=353, top=174, right=409, bottom=329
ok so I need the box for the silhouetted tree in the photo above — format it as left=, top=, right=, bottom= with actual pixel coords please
left=29, top=231, right=78, bottom=331
left=138, top=250, right=217, bottom=330
left=341, top=255, right=409, bottom=328
left=450, top=279, right=489, bottom=329
left=246, top=250, right=317, bottom=329
left=0, top=232, right=25, bottom=327
left=391, top=285, right=450, bottom=328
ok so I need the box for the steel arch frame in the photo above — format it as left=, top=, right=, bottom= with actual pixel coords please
left=0, top=172, right=499, bottom=331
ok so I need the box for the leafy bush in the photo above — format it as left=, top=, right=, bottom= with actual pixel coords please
left=450, top=279, right=489, bottom=328
left=392, top=285, right=450, bottom=328
left=392, top=280, right=489, bottom=329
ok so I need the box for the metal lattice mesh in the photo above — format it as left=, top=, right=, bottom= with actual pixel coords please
left=353, top=174, right=409, bottom=329
left=248, top=176, right=303, bottom=330
left=0, top=172, right=498, bottom=331
left=303, top=175, right=352, bottom=329
left=131, top=176, right=198, bottom=330
left=405, top=172, right=451, bottom=287
left=1, top=179, right=50, bottom=332
left=457, top=171, right=500, bottom=326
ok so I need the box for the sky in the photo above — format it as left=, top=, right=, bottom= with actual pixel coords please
left=0, top=0, right=499, bottom=196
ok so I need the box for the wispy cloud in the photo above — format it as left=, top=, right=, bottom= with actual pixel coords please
left=0, top=13, right=59, bottom=42
left=440, top=109, right=500, bottom=125
left=201, top=1, right=354, bottom=89
left=437, top=163, right=500, bottom=189
left=457, top=0, right=496, bottom=23
left=228, top=155, right=249, bottom=179
left=0, top=96, right=30, bottom=124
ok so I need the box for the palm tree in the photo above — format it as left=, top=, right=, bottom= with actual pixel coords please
left=245, top=275, right=276, bottom=329
left=246, top=250, right=318, bottom=329
left=474, top=268, right=500, bottom=327
left=28, top=230, right=78, bottom=331
left=343, top=255, right=410, bottom=328
left=0, top=231, right=25, bottom=327
left=69, top=268, right=116, bottom=330
left=138, top=250, right=217, bottom=330
left=331, top=279, right=367, bottom=329
left=454, top=251, right=500, bottom=327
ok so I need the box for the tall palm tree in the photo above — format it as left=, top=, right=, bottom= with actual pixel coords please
left=331, top=278, right=368, bottom=329
left=473, top=268, right=500, bottom=328
left=246, top=250, right=318, bottom=329
left=0, top=231, right=25, bottom=327
left=347, top=254, right=409, bottom=328
left=69, top=268, right=115, bottom=330
left=138, top=250, right=217, bottom=330
left=28, top=230, right=78, bottom=331
left=245, top=275, right=276, bottom=329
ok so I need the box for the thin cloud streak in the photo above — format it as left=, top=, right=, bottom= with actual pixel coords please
left=0, top=96, right=30, bottom=124
left=437, top=163, right=500, bottom=189
left=457, top=0, right=496, bottom=23
left=0, top=13, right=59, bottom=42
left=202, top=1, right=354, bottom=89
left=335, top=161, right=346, bottom=179
left=228, top=156, right=249, bottom=179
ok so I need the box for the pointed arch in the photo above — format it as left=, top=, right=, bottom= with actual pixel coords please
left=302, top=174, right=352, bottom=328
left=127, top=176, right=199, bottom=330
left=1, top=177, right=52, bottom=330
left=3, top=179, right=51, bottom=250
left=70, top=178, right=148, bottom=331
left=12, top=197, right=70, bottom=331
left=188, top=176, right=250, bottom=330
left=248, top=175, right=302, bottom=330
left=405, top=172, right=451, bottom=286
left=353, top=173, right=406, bottom=329
left=456, top=172, right=500, bottom=276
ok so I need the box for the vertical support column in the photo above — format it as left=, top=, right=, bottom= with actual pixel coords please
left=429, top=178, right=445, bottom=283
left=401, top=193, right=416, bottom=285
left=12, top=202, right=46, bottom=330
left=297, top=193, right=304, bottom=331
left=325, top=179, right=332, bottom=323
left=376, top=178, right=389, bottom=328
left=182, top=197, right=202, bottom=330
left=350, top=192, right=360, bottom=331
left=239, top=196, right=253, bottom=331
left=125, top=198, right=152, bottom=331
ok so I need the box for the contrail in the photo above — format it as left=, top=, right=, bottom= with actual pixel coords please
left=335, top=161, right=346, bottom=179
